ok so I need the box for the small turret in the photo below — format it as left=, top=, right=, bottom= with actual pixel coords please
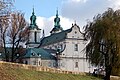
left=26, top=8, right=41, bottom=48
left=50, top=9, right=63, bottom=34
left=29, top=8, right=39, bottom=30
left=54, top=10, right=60, bottom=28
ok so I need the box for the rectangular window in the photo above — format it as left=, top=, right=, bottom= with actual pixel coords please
left=75, top=62, right=78, bottom=68
left=34, top=31, right=37, bottom=42
left=25, top=61, right=28, bottom=64
left=33, top=61, right=36, bottom=65
left=74, top=44, right=78, bottom=51
left=39, top=61, right=41, bottom=65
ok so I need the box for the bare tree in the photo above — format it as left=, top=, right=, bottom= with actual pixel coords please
left=0, top=0, right=14, bottom=61
left=7, top=12, right=29, bottom=62
left=0, top=15, right=9, bottom=61
left=0, top=0, right=13, bottom=16
left=0, top=0, right=28, bottom=62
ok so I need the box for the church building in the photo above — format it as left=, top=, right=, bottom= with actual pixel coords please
left=23, top=9, right=94, bottom=73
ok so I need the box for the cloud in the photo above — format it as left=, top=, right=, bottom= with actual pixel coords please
left=61, top=0, right=120, bottom=27
left=111, top=0, right=120, bottom=9
left=36, top=0, right=120, bottom=36
left=36, top=16, right=73, bottom=36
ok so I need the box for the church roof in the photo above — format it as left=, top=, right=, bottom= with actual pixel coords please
left=26, top=42, right=41, bottom=45
left=24, top=48, right=56, bottom=60
left=40, top=29, right=72, bottom=46
left=50, top=27, right=63, bottom=33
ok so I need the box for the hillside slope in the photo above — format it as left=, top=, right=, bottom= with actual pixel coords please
left=0, top=62, right=101, bottom=80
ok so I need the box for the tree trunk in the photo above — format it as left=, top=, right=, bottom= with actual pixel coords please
left=3, top=34, right=9, bottom=62
left=104, top=54, right=112, bottom=80
left=104, top=65, right=112, bottom=80
left=11, top=40, right=15, bottom=62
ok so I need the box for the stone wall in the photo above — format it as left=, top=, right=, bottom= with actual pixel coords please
left=0, top=61, right=86, bottom=75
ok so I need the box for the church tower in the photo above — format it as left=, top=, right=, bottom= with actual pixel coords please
left=50, top=10, right=63, bottom=34
left=26, top=8, right=41, bottom=48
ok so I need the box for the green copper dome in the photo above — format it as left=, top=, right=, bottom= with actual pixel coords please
left=29, top=8, right=39, bottom=30
left=50, top=10, right=63, bottom=34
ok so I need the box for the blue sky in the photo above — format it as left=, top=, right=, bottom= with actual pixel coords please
left=14, top=0, right=62, bottom=20
left=14, top=0, right=120, bottom=36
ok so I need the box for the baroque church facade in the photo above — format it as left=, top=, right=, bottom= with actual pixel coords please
left=23, top=9, right=94, bottom=73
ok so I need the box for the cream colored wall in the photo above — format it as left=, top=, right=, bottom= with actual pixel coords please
left=23, top=58, right=57, bottom=68
left=36, top=30, right=41, bottom=42
left=41, top=60, right=57, bottom=68
left=61, top=25, right=86, bottom=57
left=29, top=30, right=34, bottom=42
left=40, top=24, right=95, bottom=73
left=27, top=29, right=41, bottom=48
left=67, top=25, right=83, bottom=39
left=59, top=58, right=94, bottom=73
left=59, top=25, right=94, bottom=73
left=23, top=58, right=41, bottom=66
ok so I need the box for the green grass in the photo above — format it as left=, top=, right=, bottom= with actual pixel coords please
left=0, top=63, right=102, bottom=80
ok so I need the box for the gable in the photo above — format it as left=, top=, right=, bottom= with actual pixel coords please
left=67, top=24, right=84, bottom=40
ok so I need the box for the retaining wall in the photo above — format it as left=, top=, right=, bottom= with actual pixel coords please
left=0, top=61, right=86, bottom=75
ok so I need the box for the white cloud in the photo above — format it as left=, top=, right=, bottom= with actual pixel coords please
left=111, top=0, right=120, bottom=9
left=36, top=16, right=74, bottom=36
left=60, top=16, right=73, bottom=29
left=36, top=17, right=45, bottom=29
left=36, top=0, right=120, bottom=36
left=61, top=0, right=120, bottom=27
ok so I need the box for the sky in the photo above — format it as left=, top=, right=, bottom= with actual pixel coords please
left=14, top=0, right=120, bottom=36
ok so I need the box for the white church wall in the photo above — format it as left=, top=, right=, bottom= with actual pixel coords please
left=23, top=58, right=41, bottom=66
left=23, top=58, right=30, bottom=64
left=59, top=58, right=94, bottom=73
left=36, top=30, right=41, bottom=42
left=41, top=60, right=57, bottom=68
left=67, top=25, right=83, bottom=39
left=29, top=30, right=35, bottom=42
left=61, top=25, right=86, bottom=57
left=58, top=25, right=94, bottom=73
left=37, top=24, right=95, bottom=73
left=30, top=58, right=41, bottom=66
left=61, top=39, right=85, bottom=58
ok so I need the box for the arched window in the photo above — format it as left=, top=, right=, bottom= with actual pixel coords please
left=74, top=44, right=78, bottom=51
left=32, top=53, right=35, bottom=56
left=25, top=61, right=28, bottom=64
left=34, top=31, right=37, bottom=42
left=75, top=62, right=78, bottom=68
left=33, top=61, right=36, bottom=65
left=39, top=61, right=41, bottom=65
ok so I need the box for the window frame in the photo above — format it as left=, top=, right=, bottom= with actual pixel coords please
left=74, top=44, right=78, bottom=51
left=75, top=62, right=78, bottom=68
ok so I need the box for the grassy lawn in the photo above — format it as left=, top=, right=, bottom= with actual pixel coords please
left=0, top=63, right=102, bottom=80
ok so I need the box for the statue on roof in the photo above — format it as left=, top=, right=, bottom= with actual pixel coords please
left=30, top=8, right=36, bottom=26
left=54, top=10, right=60, bottom=28
left=50, top=9, right=63, bottom=34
